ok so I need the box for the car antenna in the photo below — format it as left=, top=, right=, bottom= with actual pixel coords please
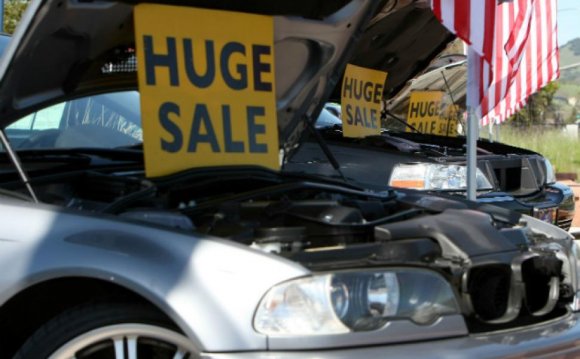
left=0, top=129, right=39, bottom=203
left=441, top=70, right=466, bottom=135
left=382, top=108, right=420, bottom=133
left=305, top=118, right=349, bottom=183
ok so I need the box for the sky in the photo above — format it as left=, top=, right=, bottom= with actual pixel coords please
left=558, top=0, right=580, bottom=46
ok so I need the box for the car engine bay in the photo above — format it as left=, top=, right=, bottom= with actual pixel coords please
left=2, top=165, right=576, bottom=333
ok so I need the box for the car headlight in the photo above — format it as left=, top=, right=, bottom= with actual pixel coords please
left=389, top=163, right=493, bottom=191
left=543, top=158, right=556, bottom=185
left=254, top=268, right=460, bottom=335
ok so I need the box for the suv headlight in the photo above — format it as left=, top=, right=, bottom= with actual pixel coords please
left=254, top=268, right=460, bottom=335
left=389, top=163, right=493, bottom=191
left=543, top=158, right=556, bottom=185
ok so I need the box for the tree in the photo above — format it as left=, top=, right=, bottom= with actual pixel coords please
left=4, top=0, right=30, bottom=34
left=570, top=107, right=578, bottom=124
left=510, top=81, right=560, bottom=125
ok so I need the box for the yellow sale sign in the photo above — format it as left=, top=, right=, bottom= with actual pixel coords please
left=134, top=5, right=279, bottom=177
left=341, top=64, right=388, bottom=138
left=406, top=91, right=458, bottom=137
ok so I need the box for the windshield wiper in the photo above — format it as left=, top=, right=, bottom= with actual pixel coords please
left=12, top=147, right=144, bottom=162
left=304, top=118, right=349, bottom=183
left=382, top=109, right=421, bottom=133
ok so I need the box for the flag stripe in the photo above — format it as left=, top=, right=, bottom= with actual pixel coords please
left=441, top=1, right=455, bottom=32
left=430, top=0, right=559, bottom=125
left=455, top=1, right=471, bottom=46
left=551, top=0, right=559, bottom=81
left=505, top=0, right=534, bottom=66
left=482, top=0, right=496, bottom=63
left=432, top=0, right=442, bottom=20
left=539, top=0, right=549, bottom=85
left=482, top=0, right=558, bottom=124
left=434, top=0, right=495, bottom=62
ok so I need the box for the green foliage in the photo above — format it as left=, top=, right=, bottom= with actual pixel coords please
left=555, top=38, right=580, bottom=124
left=560, top=38, right=580, bottom=67
left=4, top=0, right=29, bottom=34
left=497, top=126, right=580, bottom=178
left=570, top=107, right=578, bottom=123
left=510, top=82, right=560, bottom=125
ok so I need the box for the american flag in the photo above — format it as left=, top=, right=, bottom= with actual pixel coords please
left=431, top=0, right=559, bottom=125
left=430, top=0, right=497, bottom=62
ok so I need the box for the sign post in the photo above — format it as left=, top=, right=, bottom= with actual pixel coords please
left=466, top=48, right=480, bottom=201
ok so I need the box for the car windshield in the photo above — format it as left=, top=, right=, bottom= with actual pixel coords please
left=319, top=100, right=463, bottom=137
left=5, top=91, right=142, bottom=150
left=0, top=34, right=10, bottom=57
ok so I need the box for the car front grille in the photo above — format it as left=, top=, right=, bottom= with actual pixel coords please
left=481, top=156, right=545, bottom=194
left=467, top=265, right=511, bottom=322
left=465, top=255, right=571, bottom=333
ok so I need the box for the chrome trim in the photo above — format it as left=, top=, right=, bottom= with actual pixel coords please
left=531, top=277, right=560, bottom=317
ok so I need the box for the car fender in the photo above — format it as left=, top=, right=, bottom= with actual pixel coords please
left=0, top=200, right=309, bottom=351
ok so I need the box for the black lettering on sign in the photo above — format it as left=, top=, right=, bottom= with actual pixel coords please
left=247, top=106, right=268, bottom=153
left=343, top=77, right=354, bottom=99
left=345, top=104, right=354, bottom=125
left=252, top=45, right=273, bottom=92
left=342, top=78, right=382, bottom=103
left=363, top=81, right=373, bottom=102
left=409, top=101, right=443, bottom=118
left=348, top=106, right=379, bottom=129
left=220, top=42, right=248, bottom=90
left=429, top=121, right=437, bottom=134
left=415, top=122, right=424, bottom=133
left=159, top=102, right=182, bottom=153
left=222, top=105, right=245, bottom=153
left=144, top=36, right=179, bottom=86
left=373, top=84, right=383, bottom=104
left=183, top=39, right=216, bottom=88
left=354, top=106, right=364, bottom=126
left=428, top=101, right=440, bottom=117
left=409, top=101, right=421, bottom=118
left=158, top=103, right=271, bottom=154
left=189, top=104, right=220, bottom=153
left=143, top=36, right=274, bottom=92
left=370, top=108, right=378, bottom=129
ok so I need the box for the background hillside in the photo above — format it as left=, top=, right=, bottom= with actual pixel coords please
left=560, top=38, right=580, bottom=66
left=555, top=38, right=580, bottom=122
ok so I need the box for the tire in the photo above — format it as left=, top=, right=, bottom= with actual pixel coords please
left=14, top=302, right=197, bottom=359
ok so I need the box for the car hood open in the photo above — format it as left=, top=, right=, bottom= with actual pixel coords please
left=387, top=60, right=467, bottom=117
left=0, top=0, right=452, bottom=153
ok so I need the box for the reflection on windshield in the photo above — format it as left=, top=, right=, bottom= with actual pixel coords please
left=5, top=91, right=142, bottom=150
left=319, top=100, right=465, bottom=137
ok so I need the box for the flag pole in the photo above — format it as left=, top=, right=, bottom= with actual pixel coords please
left=466, top=47, right=480, bottom=201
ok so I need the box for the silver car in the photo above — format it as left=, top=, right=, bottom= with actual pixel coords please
left=1, top=1, right=580, bottom=359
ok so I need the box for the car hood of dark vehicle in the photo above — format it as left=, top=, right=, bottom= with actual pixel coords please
left=0, top=0, right=452, bottom=152
left=387, top=60, right=467, bottom=116
left=385, top=131, right=541, bottom=156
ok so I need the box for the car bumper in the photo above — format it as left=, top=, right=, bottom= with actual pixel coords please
left=477, top=183, right=575, bottom=231
left=203, top=313, right=580, bottom=359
